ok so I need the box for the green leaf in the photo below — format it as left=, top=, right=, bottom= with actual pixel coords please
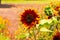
left=0, top=24, right=5, bottom=29
left=17, top=34, right=26, bottom=39
left=57, top=16, right=60, bottom=21
left=44, top=23, right=49, bottom=26
left=49, top=32, right=53, bottom=36
left=0, top=33, right=10, bottom=40
left=40, top=19, right=47, bottom=25
left=52, top=17, right=57, bottom=23
left=40, top=19, right=52, bottom=25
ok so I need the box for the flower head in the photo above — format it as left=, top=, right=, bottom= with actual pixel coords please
left=20, top=9, right=40, bottom=29
left=53, top=31, right=60, bottom=40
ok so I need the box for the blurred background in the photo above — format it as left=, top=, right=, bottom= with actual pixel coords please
left=1, top=0, right=59, bottom=4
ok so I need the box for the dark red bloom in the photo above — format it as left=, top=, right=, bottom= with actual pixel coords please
left=48, top=16, right=52, bottom=19
left=53, top=31, right=60, bottom=40
left=20, top=9, right=39, bottom=29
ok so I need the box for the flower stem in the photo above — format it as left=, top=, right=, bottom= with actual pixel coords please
left=56, top=23, right=58, bottom=30
left=33, top=27, right=36, bottom=40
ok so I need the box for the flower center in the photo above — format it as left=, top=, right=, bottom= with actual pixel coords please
left=26, top=14, right=34, bottom=24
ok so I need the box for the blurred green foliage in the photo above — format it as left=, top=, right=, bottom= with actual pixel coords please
left=0, top=33, right=10, bottom=40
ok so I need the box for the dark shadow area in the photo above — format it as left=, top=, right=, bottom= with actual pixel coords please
left=0, top=4, right=15, bottom=8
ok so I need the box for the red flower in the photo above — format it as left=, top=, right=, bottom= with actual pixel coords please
left=53, top=31, right=60, bottom=40
left=20, top=9, right=40, bottom=29
left=48, top=16, right=52, bottom=19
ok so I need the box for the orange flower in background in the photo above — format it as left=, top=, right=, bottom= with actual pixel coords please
left=54, top=6, right=60, bottom=11
left=4, top=18, right=11, bottom=27
left=3, top=28, right=10, bottom=36
left=54, top=6, right=60, bottom=16
left=20, top=9, right=40, bottom=29
left=0, top=16, right=11, bottom=37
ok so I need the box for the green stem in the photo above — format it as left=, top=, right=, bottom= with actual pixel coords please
left=33, top=27, right=36, bottom=40
left=27, top=29, right=32, bottom=40
left=28, top=29, right=31, bottom=38
left=56, top=23, right=58, bottom=30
